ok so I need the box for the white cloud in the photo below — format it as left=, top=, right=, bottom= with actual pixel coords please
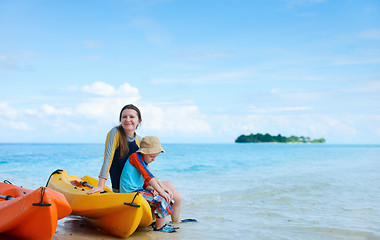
left=116, top=83, right=140, bottom=98
left=0, top=119, right=33, bottom=131
left=1, top=81, right=379, bottom=144
left=25, top=109, right=39, bottom=116
left=82, top=81, right=116, bottom=96
left=0, top=102, right=33, bottom=130
left=141, top=104, right=211, bottom=135
left=81, top=81, right=140, bottom=99
left=0, top=102, right=18, bottom=118
left=76, top=82, right=141, bottom=123
left=0, top=82, right=142, bottom=134
left=40, top=104, right=72, bottom=115
left=76, top=99, right=115, bottom=120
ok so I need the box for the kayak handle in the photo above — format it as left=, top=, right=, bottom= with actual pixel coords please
left=0, top=194, right=14, bottom=200
left=124, top=192, right=140, bottom=208
left=32, top=187, right=51, bottom=207
left=81, top=181, right=94, bottom=189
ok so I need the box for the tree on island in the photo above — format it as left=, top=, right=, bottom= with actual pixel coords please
left=235, top=133, right=325, bottom=143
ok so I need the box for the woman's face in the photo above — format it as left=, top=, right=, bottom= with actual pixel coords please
left=120, top=108, right=141, bottom=134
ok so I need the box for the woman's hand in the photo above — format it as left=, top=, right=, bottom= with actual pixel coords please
left=87, top=186, right=103, bottom=194
left=87, top=177, right=106, bottom=195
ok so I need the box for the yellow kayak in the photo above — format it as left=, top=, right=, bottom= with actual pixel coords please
left=46, top=169, right=152, bottom=238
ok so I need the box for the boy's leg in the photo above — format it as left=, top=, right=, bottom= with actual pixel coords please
left=155, top=217, right=166, bottom=230
left=161, top=181, right=182, bottom=222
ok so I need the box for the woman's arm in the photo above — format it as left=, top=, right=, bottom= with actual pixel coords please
left=87, top=128, right=119, bottom=195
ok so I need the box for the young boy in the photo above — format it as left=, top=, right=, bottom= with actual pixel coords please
left=119, top=136, right=177, bottom=233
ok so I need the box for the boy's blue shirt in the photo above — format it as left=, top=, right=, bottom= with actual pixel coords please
left=119, top=153, right=155, bottom=193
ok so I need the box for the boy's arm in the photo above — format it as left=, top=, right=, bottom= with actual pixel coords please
left=156, top=179, right=174, bottom=200
left=145, top=185, right=158, bottom=196
left=148, top=178, right=171, bottom=202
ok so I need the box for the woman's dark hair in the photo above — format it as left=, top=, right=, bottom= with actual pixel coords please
left=117, top=104, right=142, bottom=159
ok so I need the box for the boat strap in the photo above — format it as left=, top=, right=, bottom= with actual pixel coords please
left=32, top=187, right=52, bottom=207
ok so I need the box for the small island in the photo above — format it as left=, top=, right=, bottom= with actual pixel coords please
left=235, top=133, right=326, bottom=143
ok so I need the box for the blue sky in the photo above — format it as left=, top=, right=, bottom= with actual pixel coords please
left=0, top=0, right=379, bottom=144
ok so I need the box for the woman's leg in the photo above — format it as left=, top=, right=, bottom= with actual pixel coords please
left=161, top=181, right=182, bottom=222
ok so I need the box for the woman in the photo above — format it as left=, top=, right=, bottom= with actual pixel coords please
left=87, top=104, right=182, bottom=222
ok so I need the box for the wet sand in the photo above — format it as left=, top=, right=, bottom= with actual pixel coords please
left=0, top=215, right=189, bottom=240
left=50, top=215, right=192, bottom=240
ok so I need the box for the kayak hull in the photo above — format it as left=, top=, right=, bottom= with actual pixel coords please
left=0, top=183, right=71, bottom=240
left=47, top=169, right=152, bottom=238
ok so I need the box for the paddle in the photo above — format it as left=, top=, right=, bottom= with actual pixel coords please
left=0, top=194, right=14, bottom=200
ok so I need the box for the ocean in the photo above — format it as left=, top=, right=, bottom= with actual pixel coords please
left=1, top=143, right=379, bottom=240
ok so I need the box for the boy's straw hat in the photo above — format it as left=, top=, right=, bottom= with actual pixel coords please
left=137, top=136, right=165, bottom=154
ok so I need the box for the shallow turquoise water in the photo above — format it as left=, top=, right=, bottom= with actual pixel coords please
left=1, top=143, right=379, bottom=239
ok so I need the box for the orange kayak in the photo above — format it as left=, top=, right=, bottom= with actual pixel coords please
left=0, top=182, right=72, bottom=240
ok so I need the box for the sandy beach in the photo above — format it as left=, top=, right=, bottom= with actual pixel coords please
left=0, top=215, right=196, bottom=240
left=50, top=215, right=197, bottom=240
